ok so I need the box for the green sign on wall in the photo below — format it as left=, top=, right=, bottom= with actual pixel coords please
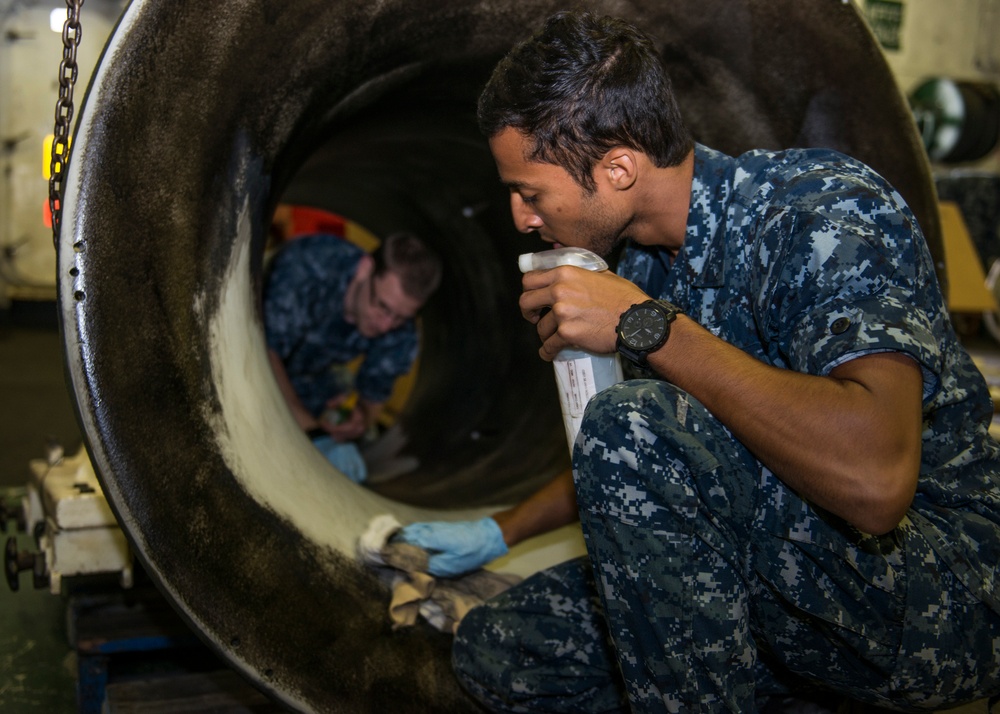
left=865, top=0, right=905, bottom=51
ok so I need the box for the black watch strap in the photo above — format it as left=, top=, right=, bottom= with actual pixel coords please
left=616, top=342, right=648, bottom=367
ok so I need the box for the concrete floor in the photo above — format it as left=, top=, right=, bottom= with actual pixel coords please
left=0, top=527, right=78, bottom=712
left=0, top=301, right=997, bottom=713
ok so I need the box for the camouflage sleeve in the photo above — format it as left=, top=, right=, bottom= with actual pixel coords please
left=616, top=240, right=671, bottom=299
left=616, top=241, right=656, bottom=283
left=354, top=323, right=420, bottom=403
left=757, top=204, right=943, bottom=397
left=262, top=239, right=322, bottom=359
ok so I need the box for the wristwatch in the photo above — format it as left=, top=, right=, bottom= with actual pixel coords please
left=615, top=299, right=682, bottom=367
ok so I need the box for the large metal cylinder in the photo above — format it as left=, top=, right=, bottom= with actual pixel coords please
left=59, top=1, right=940, bottom=710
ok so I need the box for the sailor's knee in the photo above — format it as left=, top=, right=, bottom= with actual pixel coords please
left=452, top=604, right=517, bottom=709
left=580, top=379, right=687, bottom=435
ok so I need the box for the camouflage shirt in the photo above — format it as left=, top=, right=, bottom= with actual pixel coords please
left=263, top=234, right=418, bottom=414
left=619, top=144, right=1000, bottom=613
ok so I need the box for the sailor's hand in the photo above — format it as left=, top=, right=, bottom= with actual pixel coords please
left=519, top=267, right=648, bottom=360
left=320, top=407, right=365, bottom=441
left=395, top=518, right=508, bottom=577
left=320, top=392, right=365, bottom=441
left=310, top=435, right=368, bottom=483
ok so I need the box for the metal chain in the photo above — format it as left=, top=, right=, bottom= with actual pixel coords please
left=48, top=0, right=85, bottom=247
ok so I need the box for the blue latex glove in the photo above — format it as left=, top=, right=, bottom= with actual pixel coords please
left=311, top=435, right=368, bottom=484
left=395, top=517, right=508, bottom=577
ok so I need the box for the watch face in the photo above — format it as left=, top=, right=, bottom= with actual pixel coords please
left=620, top=306, right=666, bottom=350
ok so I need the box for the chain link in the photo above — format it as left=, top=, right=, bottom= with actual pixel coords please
left=48, top=0, right=85, bottom=247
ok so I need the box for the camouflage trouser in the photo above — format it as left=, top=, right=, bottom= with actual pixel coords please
left=453, top=380, right=1000, bottom=713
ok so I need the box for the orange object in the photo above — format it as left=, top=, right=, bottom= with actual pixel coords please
left=43, top=198, right=58, bottom=229
left=288, top=206, right=346, bottom=238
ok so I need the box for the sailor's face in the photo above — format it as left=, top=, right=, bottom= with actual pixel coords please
left=489, top=128, right=629, bottom=259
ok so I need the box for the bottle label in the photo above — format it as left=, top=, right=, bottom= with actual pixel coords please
left=553, top=356, right=600, bottom=446
left=554, top=357, right=598, bottom=417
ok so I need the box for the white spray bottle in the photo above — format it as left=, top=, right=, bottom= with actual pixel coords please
left=518, top=246, right=624, bottom=452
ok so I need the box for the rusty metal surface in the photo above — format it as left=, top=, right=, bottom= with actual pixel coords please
left=58, top=1, right=938, bottom=711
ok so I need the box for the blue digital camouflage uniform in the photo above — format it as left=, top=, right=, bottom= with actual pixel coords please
left=263, top=234, right=418, bottom=415
left=454, top=145, right=1000, bottom=712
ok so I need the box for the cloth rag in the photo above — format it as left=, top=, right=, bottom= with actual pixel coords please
left=358, top=514, right=522, bottom=634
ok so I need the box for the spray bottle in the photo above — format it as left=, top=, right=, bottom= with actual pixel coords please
left=518, top=246, right=624, bottom=452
